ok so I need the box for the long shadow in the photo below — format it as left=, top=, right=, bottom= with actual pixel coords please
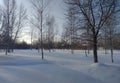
left=0, top=56, right=53, bottom=66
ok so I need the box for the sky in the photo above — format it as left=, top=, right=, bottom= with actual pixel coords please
left=19, top=0, right=66, bottom=44
left=0, top=0, right=66, bottom=44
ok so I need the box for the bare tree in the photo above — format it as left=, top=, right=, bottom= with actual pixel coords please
left=61, top=25, right=70, bottom=48
left=65, top=0, right=118, bottom=63
left=64, top=4, right=78, bottom=54
left=81, top=26, right=92, bottom=57
left=30, top=27, right=34, bottom=50
left=13, top=3, right=27, bottom=44
left=103, top=15, right=117, bottom=63
left=0, top=0, right=27, bottom=54
left=46, top=15, right=55, bottom=52
left=0, top=7, right=2, bottom=30
left=30, top=0, right=50, bottom=59
left=103, top=27, right=108, bottom=54
left=1, top=0, right=17, bottom=55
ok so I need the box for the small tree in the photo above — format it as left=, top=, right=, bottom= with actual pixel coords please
left=64, top=4, right=78, bottom=54
left=46, top=15, right=55, bottom=52
left=30, top=0, right=50, bottom=59
left=103, top=15, right=117, bottom=63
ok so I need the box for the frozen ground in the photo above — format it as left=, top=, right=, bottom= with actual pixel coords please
left=0, top=49, right=120, bottom=83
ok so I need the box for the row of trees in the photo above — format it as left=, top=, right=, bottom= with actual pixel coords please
left=0, top=0, right=120, bottom=63
left=0, top=0, right=27, bottom=54
left=30, top=0, right=57, bottom=59
left=0, top=0, right=57, bottom=60
left=62, top=0, right=120, bottom=63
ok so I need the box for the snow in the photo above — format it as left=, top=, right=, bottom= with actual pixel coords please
left=0, top=49, right=120, bottom=83
left=90, top=63, right=120, bottom=83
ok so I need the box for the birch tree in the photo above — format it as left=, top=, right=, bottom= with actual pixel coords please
left=30, top=0, right=50, bottom=59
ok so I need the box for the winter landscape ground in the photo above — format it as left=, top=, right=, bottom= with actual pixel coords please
left=0, top=49, right=120, bottom=83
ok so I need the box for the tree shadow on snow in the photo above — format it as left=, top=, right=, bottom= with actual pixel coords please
left=0, top=56, right=53, bottom=66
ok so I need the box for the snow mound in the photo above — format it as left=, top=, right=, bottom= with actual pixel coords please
left=89, top=63, right=120, bottom=83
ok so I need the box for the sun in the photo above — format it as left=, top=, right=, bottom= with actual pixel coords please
left=19, top=35, right=31, bottom=44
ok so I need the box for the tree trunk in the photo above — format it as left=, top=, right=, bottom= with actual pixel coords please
left=110, top=37, right=114, bottom=63
left=40, top=4, right=44, bottom=59
left=93, top=35, right=98, bottom=63
left=41, top=29, right=44, bottom=59
left=71, top=49, right=74, bottom=54
left=87, top=48, right=90, bottom=54
left=85, top=48, right=88, bottom=57
left=40, top=32, right=44, bottom=59
left=11, top=42, right=14, bottom=53
left=111, top=48, right=114, bottom=63
left=5, top=48, right=8, bottom=55
left=104, top=38, right=108, bottom=54
left=41, top=48, right=44, bottom=59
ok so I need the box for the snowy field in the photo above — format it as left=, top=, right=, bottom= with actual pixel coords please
left=0, top=49, right=120, bottom=83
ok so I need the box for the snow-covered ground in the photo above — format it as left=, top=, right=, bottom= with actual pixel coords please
left=0, top=49, right=120, bottom=83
